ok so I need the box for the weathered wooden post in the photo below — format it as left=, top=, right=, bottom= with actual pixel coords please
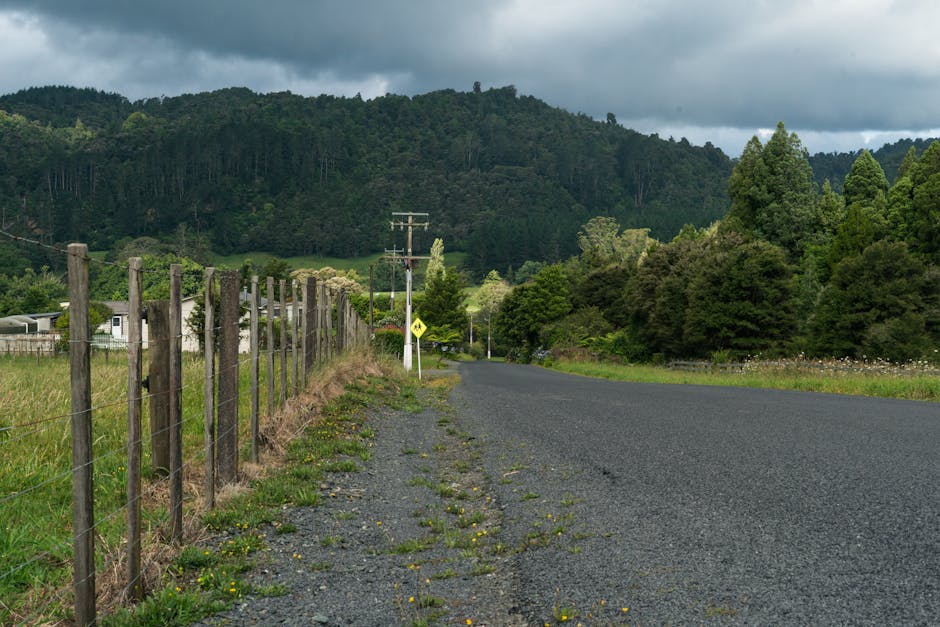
left=304, top=277, right=316, bottom=372
left=250, top=276, right=259, bottom=463
left=126, top=257, right=143, bottom=601
left=266, top=276, right=275, bottom=418
left=325, top=289, right=334, bottom=359
left=147, top=300, right=170, bottom=475
left=315, top=282, right=325, bottom=363
left=279, top=279, right=287, bottom=404
left=291, top=280, right=299, bottom=396
left=168, top=264, right=183, bottom=542
left=301, top=279, right=309, bottom=385
left=335, top=290, right=346, bottom=354
left=68, top=243, right=95, bottom=627
left=217, top=271, right=240, bottom=483
left=203, top=268, right=216, bottom=509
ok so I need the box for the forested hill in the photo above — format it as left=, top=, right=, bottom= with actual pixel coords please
left=0, top=85, right=732, bottom=275
left=809, top=137, right=940, bottom=193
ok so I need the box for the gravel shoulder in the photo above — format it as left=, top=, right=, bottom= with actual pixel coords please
left=194, top=370, right=526, bottom=626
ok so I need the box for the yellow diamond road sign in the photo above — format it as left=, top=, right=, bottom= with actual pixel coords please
left=410, top=317, right=427, bottom=339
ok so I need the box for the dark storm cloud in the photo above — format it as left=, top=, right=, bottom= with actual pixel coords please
left=1, top=0, right=939, bottom=154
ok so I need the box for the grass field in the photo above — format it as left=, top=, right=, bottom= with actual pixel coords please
left=0, top=351, right=279, bottom=623
left=548, top=358, right=940, bottom=402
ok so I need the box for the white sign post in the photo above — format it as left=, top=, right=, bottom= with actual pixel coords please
left=411, top=317, right=427, bottom=380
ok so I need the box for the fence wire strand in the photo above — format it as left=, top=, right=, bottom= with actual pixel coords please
left=2, top=245, right=369, bottom=624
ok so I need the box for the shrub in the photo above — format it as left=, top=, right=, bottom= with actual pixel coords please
left=372, top=328, right=404, bottom=356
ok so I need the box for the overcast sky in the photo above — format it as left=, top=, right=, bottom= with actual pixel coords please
left=1, top=0, right=938, bottom=156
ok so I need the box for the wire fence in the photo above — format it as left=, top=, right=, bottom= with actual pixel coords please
left=0, top=241, right=371, bottom=625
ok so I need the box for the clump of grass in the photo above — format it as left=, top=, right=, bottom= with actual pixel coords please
left=470, top=562, right=496, bottom=576
left=391, top=537, right=434, bottom=554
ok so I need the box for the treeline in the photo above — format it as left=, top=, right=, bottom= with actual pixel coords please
left=493, top=123, right=940, bottom=363
left=0, top=84, right=732, bottom=277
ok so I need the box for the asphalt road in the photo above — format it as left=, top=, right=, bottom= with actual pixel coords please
left=450, top=361, right=940, bottom=624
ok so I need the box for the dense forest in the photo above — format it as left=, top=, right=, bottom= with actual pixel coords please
left=3, top=85, right=938, bottom=364
left=0, top=84, right=733, bottom=277
left=489, top=123, right=940, bottom=363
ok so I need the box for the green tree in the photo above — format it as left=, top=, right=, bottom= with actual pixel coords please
left=0, top=267, right=66, bottom=316
left=571, top=263, right=634, bottom=327
left=808, top=240, right=939, bottom=359
left=726, top=136, right=770, bottom=232
left=726, top=122, right=818, bottom=257
left=890, top=141, right=940, bottom=261
left=476, top=269, right=510, bottom=358
left=827, top=204, right=881, bottom=270
left=495, top=264, right=571, bottom=356
left=843, top=150, right=888, bottom=208
left=425, top=238, right=445, bottom=283
left=816, top=180, right=846, bottom=236
left=418, top=266, right=466, bottom=334
left=626, top=237, right=709, bottom=357
left=682, top=236, right=796, bottom=357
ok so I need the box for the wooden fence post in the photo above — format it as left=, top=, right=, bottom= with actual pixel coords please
left=336, top=291, right=346, bottom=354
left=68, top=243, right=95, bottom=627
left=301, top=279, right=308, bottom=386
left=147, top=301, right=170, bottom=475
left=279, top=279, right=287, bottom=404
left=291, top=280, right=299, bottom=396
left=126, top=257, right=143, bottom=601
left=304, top=277, right=316, bottom=372
left=314, top=282, right=324, bottom=364
left=266, top=276, right=275, bottom=418
left=203, top=268, right=216, bottom=509
left=217, top=271, right=239, bottom=484
left=169, top=264, right=183, bottom=542
left=325, top=289, right=334, bottom=359
left=250, top=276, right=259, bottom=464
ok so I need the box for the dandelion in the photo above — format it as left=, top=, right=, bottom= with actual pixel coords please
left=409, top=596, right=415, bottom=603
left=622, top=607, right=629, bottom=613
left=465, top=620, right=472, bottom=626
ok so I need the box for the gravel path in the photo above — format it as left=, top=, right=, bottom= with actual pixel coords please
left=196, top=371, right=526, bottom=626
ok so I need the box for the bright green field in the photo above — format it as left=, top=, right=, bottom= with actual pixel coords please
left=549, top=359, right=940, bottom=402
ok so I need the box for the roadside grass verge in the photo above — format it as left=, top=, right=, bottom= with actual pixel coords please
left=548, top=358, right=940, bottom=402
left=0, top=348, right=405, bottom=625
left=103, top=352, right=408, bottom=625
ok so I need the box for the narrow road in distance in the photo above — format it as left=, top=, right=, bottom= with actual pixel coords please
left=450, top=361, right=940, bottom=624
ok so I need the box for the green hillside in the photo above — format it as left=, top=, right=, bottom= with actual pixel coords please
left=0, top=85, right=732, bottom=277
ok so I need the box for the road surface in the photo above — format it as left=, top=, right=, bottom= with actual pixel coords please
left=450, top=361, right=940, bottom=624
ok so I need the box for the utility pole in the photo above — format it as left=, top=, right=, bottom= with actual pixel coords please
left=384, top=247, right=403, bottom=309
left=368, top=263, right=374, bottom=332
left=390, top=212, right=429, bottom=371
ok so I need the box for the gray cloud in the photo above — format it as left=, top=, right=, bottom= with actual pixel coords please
left=1, top=0, right=939, bottom=155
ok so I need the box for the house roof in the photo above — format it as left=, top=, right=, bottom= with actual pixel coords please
left=0, top=315, right=38, bottom=333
